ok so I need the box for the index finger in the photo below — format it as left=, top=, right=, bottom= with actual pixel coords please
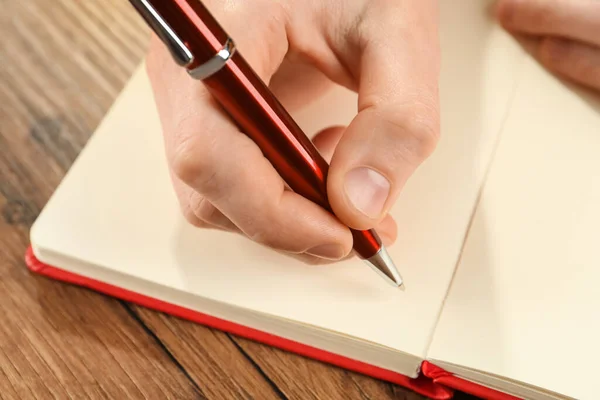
left=496, top=0, right=600, bottom=47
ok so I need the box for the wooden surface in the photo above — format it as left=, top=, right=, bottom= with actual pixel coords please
left=0, top=1, right=474, bottom=399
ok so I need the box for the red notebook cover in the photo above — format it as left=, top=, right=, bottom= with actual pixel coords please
left=24, top=246, right=520, bottom=400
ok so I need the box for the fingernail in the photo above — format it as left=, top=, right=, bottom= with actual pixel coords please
left=344, top=167, right=390, bottom=218
left=306, top=244, right=346, bottom=260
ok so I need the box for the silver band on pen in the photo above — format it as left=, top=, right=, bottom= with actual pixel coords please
left=128, top=0, right=235, bottom=80
left=188, top=38, right=236, bottom=80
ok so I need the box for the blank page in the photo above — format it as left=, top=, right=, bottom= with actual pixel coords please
left=31, top=0, right=523, bottom=371
left=428, top=52, right=600, bottom=399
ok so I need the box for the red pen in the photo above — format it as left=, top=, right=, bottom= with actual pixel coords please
left=128, top=0, right=403, bottom=287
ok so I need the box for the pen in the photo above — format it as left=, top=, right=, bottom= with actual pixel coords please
left=128, top=0, right=404, bottom=287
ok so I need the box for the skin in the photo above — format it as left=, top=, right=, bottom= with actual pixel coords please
left=146, top=0, right=599, bottom=265
left=495, top=0, right=600, bottom=92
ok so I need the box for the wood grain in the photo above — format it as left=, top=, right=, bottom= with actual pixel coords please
left=131, top=308, right=284, bottom=399
left=0, top=0, right=473, bottom=399
left=0, top=0, right=202, bottom=398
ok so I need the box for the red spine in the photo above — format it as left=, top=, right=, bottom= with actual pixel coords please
left=25, top=246, right=451, bottom=399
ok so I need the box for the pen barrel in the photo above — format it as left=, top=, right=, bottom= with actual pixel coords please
left=206, top=54, right=330, bottom=209
left=203, top=53, right=382, bottom=259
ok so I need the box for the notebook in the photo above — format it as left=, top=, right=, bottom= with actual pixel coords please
left=26, top=0, right=600, bottom=399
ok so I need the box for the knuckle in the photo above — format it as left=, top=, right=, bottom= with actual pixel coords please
left=258, top=9, right=287, bottom=67
left=408, top=108, right=440, bottom=158
left=223, top=2, right=287, bottom=79
left=171, top=135, right=202, bottom=184
left=247, top=226, right=278, bottom=248
left=539, top=39, right=569, bottom=68
left=541, top=39, right=599, bottom=82
left=499, top=0, right=554, bottom=28
left=180, top=202, right=209, bottom=228
left=383, top=100, right=440, bottom=165
left=193, top=196, right=220, bottom=224
left=244, top=218, right=295, bottom=251
left=525, top=3, right=556, bottom=27
left=171, top=133, right=219, bottom=194
left=188, top=215, right=210, bottom=229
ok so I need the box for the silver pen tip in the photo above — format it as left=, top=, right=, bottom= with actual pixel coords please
left=364, top=246, right=404, bottom=288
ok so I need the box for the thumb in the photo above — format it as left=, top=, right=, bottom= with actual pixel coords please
left=327, top=3, right=441, bottom=231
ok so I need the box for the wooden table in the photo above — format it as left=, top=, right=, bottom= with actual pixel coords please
left=0, top=1, right=474, bottom=398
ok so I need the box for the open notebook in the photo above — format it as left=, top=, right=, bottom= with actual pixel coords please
left=27, top=1, right=600, bottom=399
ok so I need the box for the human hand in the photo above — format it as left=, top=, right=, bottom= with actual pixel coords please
left=146, top=0, right=440, bottom=264
left=496, top=0, right=600, bottom=91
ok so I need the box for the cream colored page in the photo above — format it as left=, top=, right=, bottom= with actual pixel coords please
left=31, top=0, right=522, bottom=359
left=428, top=55, right=600, bottom=399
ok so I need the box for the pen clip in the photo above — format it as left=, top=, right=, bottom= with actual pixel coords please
left=129, top=0, right=194, bottom=67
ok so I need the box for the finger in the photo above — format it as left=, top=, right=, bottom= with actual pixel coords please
left=376, top=215, right=398, bottom=247
left=313, top=127, right=399, bottom=246
left=281, top=215, right=397, bottom=265
left=537, top=37, right=600, bottom=91
left=496, top=0, right=600, bottom=47
left=269, top=57, right=335, bottom=113
left=147, top=39, right=354, bottom=260
left=326, top=2, right=441, bottom=230
left=146, top=3, right=353, bottom=259
left=172, top=116, right=353, bottom=258
left=312, top=126, right=345, bottom=163
left=313, top=127, right=398, bottom=246
left=188, top=191, right=241, bottom=232
left=169, top=171, right=205, bottom=228
left=169, top=170, right=239, bottom=231
left=282, top=251, right=355, bottom=266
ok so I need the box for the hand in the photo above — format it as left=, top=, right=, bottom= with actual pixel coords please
left=495, top=0, right=600, bottom=91
left=146, top=0, right=440, bottom=264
